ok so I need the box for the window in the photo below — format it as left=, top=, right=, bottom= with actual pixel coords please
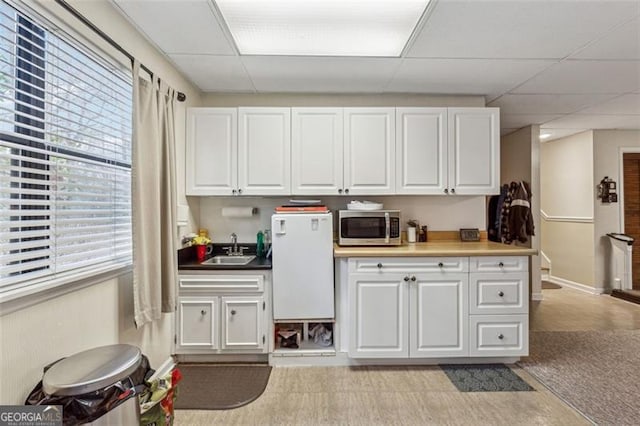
left=0, top=1, right=132, bottom=296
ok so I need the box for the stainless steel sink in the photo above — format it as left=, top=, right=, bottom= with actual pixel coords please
left=201, top=255, right=256, bottom=266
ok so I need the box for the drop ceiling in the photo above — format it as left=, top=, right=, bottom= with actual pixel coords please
left=112, top=0, right=640, bottom=141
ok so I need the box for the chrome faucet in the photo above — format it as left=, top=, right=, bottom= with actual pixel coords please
left=223, top=233, right=249, bottom=256
left=231, top=233, right=238, bottom=254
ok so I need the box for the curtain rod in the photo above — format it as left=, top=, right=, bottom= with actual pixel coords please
left=54, top=0, right=186, bottom=102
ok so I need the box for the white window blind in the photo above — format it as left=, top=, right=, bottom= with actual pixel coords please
left=0, top=1, right=132, bottom=294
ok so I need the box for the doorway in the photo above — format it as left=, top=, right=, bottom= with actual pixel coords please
left=622, top=153, right=640, bottom=290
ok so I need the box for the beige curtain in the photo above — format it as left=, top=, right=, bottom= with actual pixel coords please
left=132, top=60, right=177, bottom=327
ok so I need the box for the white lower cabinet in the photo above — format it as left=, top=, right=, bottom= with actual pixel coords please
left=349, top=273, right=409, bottom=358
left=410, top=274, right=468, bottom=357
left=178, top=297, right=218, bottom=349
left=348, top=259, right=469, bottom=359
left=347, top=255, right=529, bottom=360
left=176, top=271, right=270, bottom=354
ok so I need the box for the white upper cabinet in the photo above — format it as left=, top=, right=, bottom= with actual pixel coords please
left=448, top=108, right=500, bottom=195
left=291, top=108, right=344, bottom=195
left=186, top=108, right=237, bottom=196
left=238, top=107, right=291, bottom=195
left=395, top=108, right=447, bottom=195
left=344, top=108, right=396, bottom=195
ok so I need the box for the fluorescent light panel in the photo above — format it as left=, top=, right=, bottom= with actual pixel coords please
left=214, top=0, right=430, bottom=57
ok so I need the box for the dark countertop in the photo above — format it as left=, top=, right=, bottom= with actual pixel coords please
left=178, top=244, right=272, bottom=271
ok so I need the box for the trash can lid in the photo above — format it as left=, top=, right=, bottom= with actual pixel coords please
left=42, top=344, right=142, bottom=396
left=606, top=233, right=634, bottom=245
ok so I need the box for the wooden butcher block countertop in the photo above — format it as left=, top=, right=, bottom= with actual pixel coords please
left=333, top=241, right=537, bottom=258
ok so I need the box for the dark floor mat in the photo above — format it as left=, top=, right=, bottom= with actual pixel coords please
left=175, top=364, right=271, bottom=410
left=441, top=364, right=534, bottom=392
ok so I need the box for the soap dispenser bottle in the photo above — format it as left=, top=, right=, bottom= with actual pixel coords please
left=256, top=230, right=265, bottom=258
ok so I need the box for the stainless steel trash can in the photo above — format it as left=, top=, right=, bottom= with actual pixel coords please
left=42, top=344, right=143, bottom=425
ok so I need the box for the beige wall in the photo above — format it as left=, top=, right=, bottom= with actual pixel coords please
left=500, top=126, right=541, bottom=299
left=0, top=0, right=200, bottom=404
left=541, top=131, right=594, bottom=219
left=540, top=220, right=595, bottom=287
left=593, top=130, right=640, bottom=289
left=540, top=131, right=595, bottom=288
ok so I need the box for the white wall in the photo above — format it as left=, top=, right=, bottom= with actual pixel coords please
left=0, top=0, right=200, bottom=404
left=593, top=130, right=640, bottom=290
left=199, top=196, right=487, bottom=244
left=500, top=126, right=542, bottom=299
left=193, top=94, right=487, bottom=241
left=540, top=131, right=595, bottom=287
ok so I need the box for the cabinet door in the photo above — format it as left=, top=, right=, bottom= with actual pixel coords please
left=344, top=108, right=395, bottom=195
left=395, top=108, right=447, bottom=194
left=348, top=273, right=409, bottom=358
left=177, top=297, right=218, bottom=350
left=448, top=108, right=500, bottom=195
left=186, top=108, right=237, bottom=195
left=238, top=107, right=291, bottom=195
left=291, top=108, right=344, bottom=195
left=409, top=273, right=468, bottom=357
left=221, top=297, right=266, bottom=352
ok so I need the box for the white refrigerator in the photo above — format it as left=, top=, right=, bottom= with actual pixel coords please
left=271, top=212, right=334, bottom=320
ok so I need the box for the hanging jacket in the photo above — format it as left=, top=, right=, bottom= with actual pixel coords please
left=507, top=181, right=534, bottom=243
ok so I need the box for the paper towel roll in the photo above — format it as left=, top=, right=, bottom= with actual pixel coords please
left=221, top=207, right=257, bottom=218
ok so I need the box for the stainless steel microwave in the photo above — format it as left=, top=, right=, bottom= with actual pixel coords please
left=338, top=210, right=401, bottom=246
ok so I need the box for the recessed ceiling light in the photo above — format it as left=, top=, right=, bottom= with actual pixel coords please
left=214, top=0, right=431, bottom=57
left=540, top=133, right=552, bottom=140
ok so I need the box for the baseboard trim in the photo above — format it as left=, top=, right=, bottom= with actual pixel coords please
left=548, top=275, right=606, bottom=295
left=531, top=292, right=544, bottom=301
left=541, top=273, right=549, bottom=281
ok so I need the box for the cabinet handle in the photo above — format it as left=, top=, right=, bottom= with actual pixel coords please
left=498, top=262, right=504, bottom=267
left=377, top=263, right=383, bottom=269
left=338, top=189, right=343, bottom=194
left=438, top=262, right=444, bottom=268
left=410, top=276, right=416, bottom=282
left=200, top=310, right=206, bottom=316
left=444, top=188, right=449, bottom=194
left=232, top=189, right=237, bottom=195
left=230, top=310, right=236, bottom=315
left=498, top=291, right=504, bottom=297
left=238, top=188, right=242, bottom=195
left=345, top=188, right=349, bottom=194
left=498, top=333, right=504, bottom=340
left=403, top=276, right=410, bottom=282
left=451, top=188, right=455, bottom=194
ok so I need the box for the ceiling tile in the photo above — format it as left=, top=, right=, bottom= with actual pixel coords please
left=168, top=55, right=254, bottom=92
left=114, top=0, right=235, bottom=55
left=387, top=59, right=553, bottom=98
left=513, top=60, right=640, bottom=94
left=577, top=94, right=640, bottom=115
left=408, top=0, right=639, bottom=59
left=501, top=114, right=564, bottom=129
left=489, top=94, right=618, bottom=114
left=543, top=114, right=640, bottom=129
left=571, top=16, right=640, bottom=60
left=241, top=57, right=401, bottom=92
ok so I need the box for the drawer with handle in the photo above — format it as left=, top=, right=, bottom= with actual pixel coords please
left=469, top=256, right=528, bottom=273
left=469, top=314, right=528, bottom=356
left=349, top=257, right=468, bottom=274
left=469, top=273, right=527, bottom=314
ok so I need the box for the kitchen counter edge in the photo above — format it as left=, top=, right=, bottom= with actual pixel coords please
left=333, top=241, right=537, bottom=257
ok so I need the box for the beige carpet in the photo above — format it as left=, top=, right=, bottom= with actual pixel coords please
left=518, top=330, right=640, bottom=425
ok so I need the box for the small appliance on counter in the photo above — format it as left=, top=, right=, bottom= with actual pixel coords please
left=338, top=209, right=401, bottom=246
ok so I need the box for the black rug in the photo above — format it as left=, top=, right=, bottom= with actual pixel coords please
left=175, top=364, right=271, bottom=410
left=441, top=364, right=534, bottom=392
